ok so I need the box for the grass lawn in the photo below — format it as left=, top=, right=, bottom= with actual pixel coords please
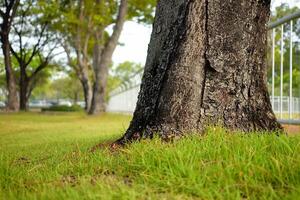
left=0, top=112, right=300, bottom=199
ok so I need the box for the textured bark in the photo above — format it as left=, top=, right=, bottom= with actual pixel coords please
left=117, top=0, right=282, bottom=144
left=89, top=0, right=128, bottom=115
left=0, top=0, right=20, bottom=111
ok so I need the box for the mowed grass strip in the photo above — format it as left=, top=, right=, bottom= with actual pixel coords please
left=0, top=112, right=300, bottom=200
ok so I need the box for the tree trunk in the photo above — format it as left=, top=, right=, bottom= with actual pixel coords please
left=89, top=0, right=128, bottom=115
left=19, top=87, right=28, bottom=111
left=80, top=77, right=92, bottom=111
left=62, top=41, right=92, bottom=111
left=89, top=60, right=108, bottom=114
left=19, top=67, right=29, bottom=111
left=1, top=35, right=19, bottom=111
left=0, top=0, right=19, bottom=112
left=117, top=0, right=282, bottom=144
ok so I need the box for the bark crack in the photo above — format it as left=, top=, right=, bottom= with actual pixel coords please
left=201, top=0, right=210, bottom=105
left=198, top=0, right=210, bottom=128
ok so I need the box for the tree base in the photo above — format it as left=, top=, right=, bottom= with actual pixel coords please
left=115, top=0, right=282, bottom=145
left=115, top=122, right=283, bottom=145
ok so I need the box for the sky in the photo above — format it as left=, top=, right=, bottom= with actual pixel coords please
left=112, top=0, right=300, bottom=66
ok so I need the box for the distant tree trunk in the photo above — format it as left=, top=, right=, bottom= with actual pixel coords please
left=1, top=35, right=19, bottom=111
left=62, top=40, right=92, bottom=111
left=89, top=0, right=128, bottom=115
left=89, top=42, right=107, bottom=114
left=0, top=0, right=20, bottom=111
left=19, top=66, right=29, bottom=111
left=80, top=77, right=92, bottom=111
left=14, top=58, right=49, bottom=111
left=73, top=0, right=93, bottom=112
left=19, top=86, right=28, bottom=111
left=116, top=0, right=282, bottom=144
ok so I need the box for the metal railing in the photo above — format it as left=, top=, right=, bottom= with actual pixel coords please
left=269, top=10, right=300, bottom=124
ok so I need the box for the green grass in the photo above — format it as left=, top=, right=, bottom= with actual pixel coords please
left=0, top=112, right=300, bottom=199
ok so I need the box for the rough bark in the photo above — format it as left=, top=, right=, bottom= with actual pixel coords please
left=117, top=0, right=282, bottom=144
left=89, top=0, right=128, bottom=115
left=0, top=0, right=20, bottom=111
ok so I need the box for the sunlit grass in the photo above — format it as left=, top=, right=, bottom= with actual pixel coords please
left=0, top=112, right=300, bottom=199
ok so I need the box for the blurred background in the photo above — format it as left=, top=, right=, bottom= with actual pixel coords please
left=0, top=0, right=299, bottom=117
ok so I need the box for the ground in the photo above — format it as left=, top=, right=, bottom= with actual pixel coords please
left=0, top=112, right=300, bottom=199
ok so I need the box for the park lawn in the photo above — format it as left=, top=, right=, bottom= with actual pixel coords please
left=0, top=112, right=300, bottom=199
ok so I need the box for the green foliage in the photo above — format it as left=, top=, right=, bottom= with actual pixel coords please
left=47, top=0, right=156, bottom=53
left=50, top=76, right=84, bottom=101
left=108, top=61, right=143, bottom=94
left=9, top=50, right=57, bottom=98
left=40, top=0, right=155, bottom=104
left=128, top=0, right=156, bottom=24
left=0, top=113, right=300, bottom=199
left=41, top=105, right=83, bottom=112
left=6, top=0, right=60, bottom=104
left=12, top=0, right=56, bottom=53
left=30, top=81, right=52, bottom=100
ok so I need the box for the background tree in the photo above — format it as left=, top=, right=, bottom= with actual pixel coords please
left=11, top=54, right=55, bottom=103
left=116, top=0, right=282, bottom=145
left=0, top=0, right=20, bottom=111
left=89, top=0, right=156, bottom=114
left=30, top=74, right=52, bottom=101
left=49, top=0, right=155, bottom=114
left=55, top=0, right=94, bottom=111
left=51, top=76, right=83, bottom=104
left=89, top=0, right=128, bottom=114
left=10, top=0, right=59, bottom=110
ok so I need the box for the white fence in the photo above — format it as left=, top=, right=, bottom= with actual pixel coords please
left=107, top=86, right=300, bottom=118
left=268, top=10, right=300, bottom=123
left=107, top=85, right=140, bottom=113
left=272, top=96, right=300, bottom=116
